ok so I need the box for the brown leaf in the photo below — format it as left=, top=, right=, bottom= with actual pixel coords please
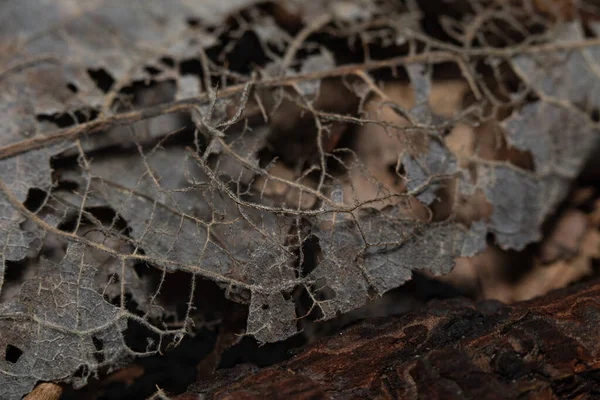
left=24, top=383, right=62, bottom=400
left=539, top=210, right=588, bottom=264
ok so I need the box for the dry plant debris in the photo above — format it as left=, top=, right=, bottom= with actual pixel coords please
left=1, top=0, right=600, bottom=398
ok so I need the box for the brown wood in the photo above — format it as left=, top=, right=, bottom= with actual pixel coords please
left=185, top=278, right=600, bottom=399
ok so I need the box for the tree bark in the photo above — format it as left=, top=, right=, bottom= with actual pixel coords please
left=184, top=277, right=600, bottom=399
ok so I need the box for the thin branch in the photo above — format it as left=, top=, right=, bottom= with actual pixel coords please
left=2, top=37, right=599, bottom=161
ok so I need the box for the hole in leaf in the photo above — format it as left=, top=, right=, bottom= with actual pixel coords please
left=1, top=259, right=37, bottom=304
left=388, top=163, right=406, bottom=184
left=116, top=293, right=143, bottom=315
left=299, top=235, right=319, bottom=277
left=36, top=108, right=99, bottom=128
left=53, top=180, right=79, bottom=192
left=92, top=336, right=105, bottom=363
left=261, top=304, right=269, bottom=311
left=133, top=262, right=148, bottom=278
left=207, top=31, right=269, bottom=75
left=112, top=79, right=176, bottom=112
left=23, top=188, right=49, bottom=213
left=36, top=112, right=77, bottom=128
left=205, top=25, right=217, bottom=34
left=5, top=344, right=23, bottom=363
left=298, top=24, right=371, bottom=67
left=144, top=65, right=162, bottom=76
left=314, top=285, right=336, bottom=301
left=179, top=58, right=202, bottom=77
left=72, top=364, right=89, bottom=379
left=87, top=68, right=115, bottom=93
left=281, top=290, right=293, bottom=301
left=57, top=206, right=130, bottom=235
left=2, top=260, right=24, bottom=284
left=67, top=83, right=78, bottom=93
left=471, top=122, right=535, bottom=171
left=160, top=56, right=175, bottom=68
left=186, top=17, right=200, bottom=28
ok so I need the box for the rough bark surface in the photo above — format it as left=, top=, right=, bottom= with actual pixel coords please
left=187, top=278, right=600, bottom=399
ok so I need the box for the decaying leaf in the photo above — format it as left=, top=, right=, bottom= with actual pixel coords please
left=0, top=243, right=125, bottom=398
left=1, top=1, right=600, bottom=397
